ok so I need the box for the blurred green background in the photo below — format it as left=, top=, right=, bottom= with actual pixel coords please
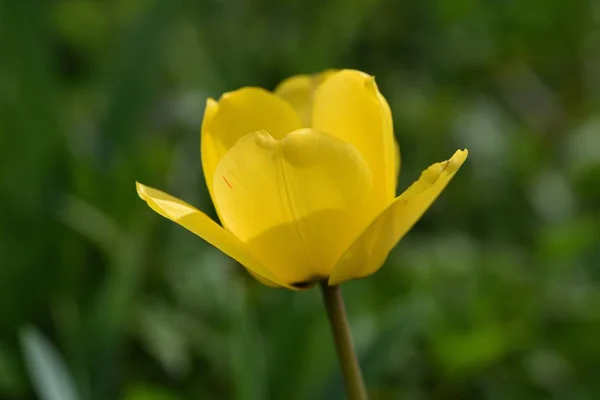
left=2, top=0, right=600, bottom=399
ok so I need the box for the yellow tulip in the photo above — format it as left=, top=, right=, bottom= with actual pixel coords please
left=137, top=69, right=467, bottom=289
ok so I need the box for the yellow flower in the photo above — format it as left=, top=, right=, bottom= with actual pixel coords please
left=137, top=69, right=467, bottom=289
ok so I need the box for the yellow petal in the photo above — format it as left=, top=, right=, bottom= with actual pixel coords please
left=274, top=69, right=337, bottom=126
left=200, top=98, right=220, bottom=209
left=329, top=149, right=468, bottom=285
left=394, top=139, right=401, bottom=191
left=136, top=182, right=291, bottom=289
left=312, top=69, right=397, bottom=205
left=212, top=129, right=378, bottom=287
left=200, top=88, right=303, bottom=202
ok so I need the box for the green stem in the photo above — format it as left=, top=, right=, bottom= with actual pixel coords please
left=320, top=282, right=367, bottom=400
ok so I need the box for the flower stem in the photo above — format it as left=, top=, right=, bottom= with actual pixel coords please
left=319, top=282, right=367, bottom=400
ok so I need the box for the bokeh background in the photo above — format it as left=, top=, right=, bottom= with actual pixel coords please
left=2, top=0, right=600, bottom=399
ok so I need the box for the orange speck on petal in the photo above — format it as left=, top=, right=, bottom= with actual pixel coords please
left=223, top=176, right=233, bottom=189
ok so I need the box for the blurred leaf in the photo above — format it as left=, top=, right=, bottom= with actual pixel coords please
left=0, top=0, right=64, bottom=329
left=0, top=342, right=25, bottom=396
left=20, top=326, right=80, bottom=400
left=57, top=194, right=122, bottom=254
left=52, top=0, right=109, bottom=51
left=537, top=216, right=599, bottom=261
left=433, top=324, right=515, bottom=374
left=136, top=302, right=191, bottom=378
left=99, top=0, right=180, bottom=159
left=122, top=384, right=183, bottom=400
left=86, top=235, right=145, bottom=399
left=229, top=280, right=267, bottom=400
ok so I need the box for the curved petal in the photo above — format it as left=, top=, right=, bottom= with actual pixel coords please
left=394, top=139, right=401, bottom=191
left=200, top=88, right=303, bottom=202
left=274, top=69, right=337, bottom=127
left=312, top=69, right=397, bottom=205
left=329, top=149, right=468, bottom=285
left=136, top=182, right=292, bottom=289
left=212, top=129, right=378, bottom=287
left=200, top=98, right=220, bottom=211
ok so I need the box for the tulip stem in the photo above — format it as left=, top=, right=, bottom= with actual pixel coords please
left=320, top=282, right=367, bottom=400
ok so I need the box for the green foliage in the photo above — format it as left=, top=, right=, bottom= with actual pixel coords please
left=1, top=0, right=599, bottom=398
left=20, top=327, right=80, bottom=400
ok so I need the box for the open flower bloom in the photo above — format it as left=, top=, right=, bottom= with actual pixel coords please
left=137, top=69, right=467, bottom=289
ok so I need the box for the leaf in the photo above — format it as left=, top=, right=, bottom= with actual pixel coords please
left=20, top=326, right=80, bottom=400
left=122, top=384, right=183, bottom=400
left=229, top=281, right=267, bottom=400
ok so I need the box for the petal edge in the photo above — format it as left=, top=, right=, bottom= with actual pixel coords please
left=329, top=149, right=468, bottom=285
left=200, top=88, right=303, bottom=205
left=312, top=70, right=397, bottom=206
left=136, top=182, right=292, bottom=289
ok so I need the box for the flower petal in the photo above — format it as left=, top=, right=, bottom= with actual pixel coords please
left=394, top=139, right=401, bottom=191
left=201, top=88, right=303, bottom=202
left=312, top=69, right=397, bottom=205
left=329, top=149, right=468, bottom=285
left=212, top=129, right=378, bottom=287
left=274, top=69, right=337, bottom=127
left=136, top=182, right=291, bottom=288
